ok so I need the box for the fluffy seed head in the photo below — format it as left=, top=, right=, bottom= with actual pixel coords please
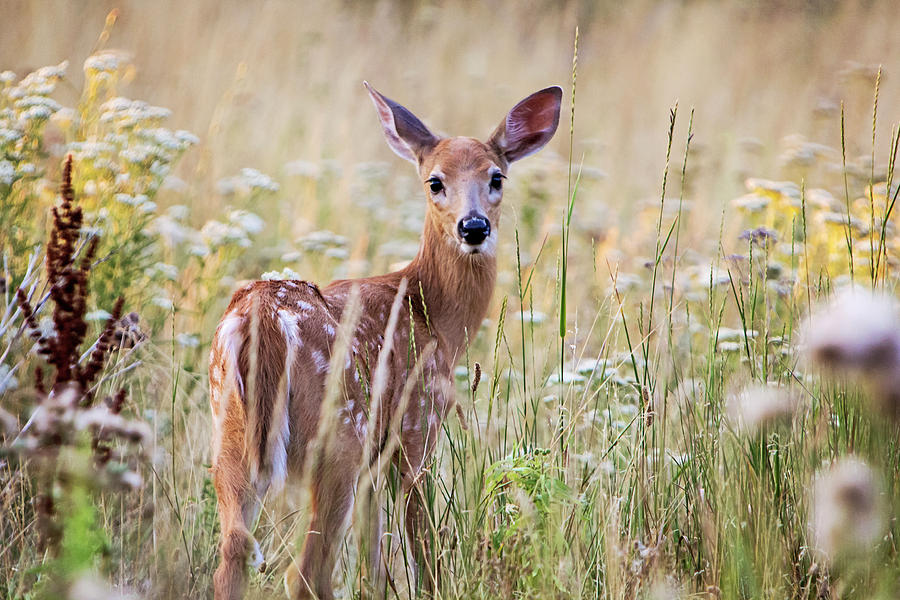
left=802, top=287, right=900, bottom=374
left=726, top=383, right=798, bottom=434
left=803, top=287, right=900, bottom=417
left=809, top=456, right=885, bottom=563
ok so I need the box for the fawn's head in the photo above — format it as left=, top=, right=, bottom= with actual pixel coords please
left=366, top=83, right=562, bottom=256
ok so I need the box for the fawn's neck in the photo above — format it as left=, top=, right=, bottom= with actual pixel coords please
left=403, top=211, right=496, bottom=358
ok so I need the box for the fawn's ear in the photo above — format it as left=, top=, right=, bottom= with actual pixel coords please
left=489, top=86, right=562, bottom=163
left=365, top=82, right=439, bottom=164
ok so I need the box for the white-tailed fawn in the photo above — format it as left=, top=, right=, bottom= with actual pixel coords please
left=208, top=82, right=562, bottom=599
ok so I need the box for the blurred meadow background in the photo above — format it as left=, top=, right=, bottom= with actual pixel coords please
left=3, top=0, right=900, bottom=598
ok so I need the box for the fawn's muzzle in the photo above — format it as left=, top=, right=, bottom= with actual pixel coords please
left=458, top=215, right=491, bottom=246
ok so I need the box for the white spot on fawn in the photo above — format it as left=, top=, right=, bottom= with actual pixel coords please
left=311, top=349, right=328, bottom=372
left=355, top=411, right=367, bottom=437
left=297, top=300, right=314, bottom=311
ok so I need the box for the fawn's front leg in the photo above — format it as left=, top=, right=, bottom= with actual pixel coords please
left=401, top=452, right=438, bottom=597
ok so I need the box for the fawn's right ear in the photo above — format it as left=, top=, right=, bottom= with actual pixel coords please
left=365, top=82, right=439, bottom=164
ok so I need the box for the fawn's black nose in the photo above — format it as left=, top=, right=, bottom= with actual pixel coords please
left=458, top=216, right=491, bottom=245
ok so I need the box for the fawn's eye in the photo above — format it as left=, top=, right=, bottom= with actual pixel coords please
left=490, top=173, right=505, bottom=191
left=428, top=177, right=444, bottom=194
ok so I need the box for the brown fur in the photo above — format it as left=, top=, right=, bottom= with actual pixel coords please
left=209, top=84, right=561, bottom=600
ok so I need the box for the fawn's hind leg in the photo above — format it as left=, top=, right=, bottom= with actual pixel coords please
left=286, top=449, right=359, bottom=600
left=212, top=399, right=270, bottom=600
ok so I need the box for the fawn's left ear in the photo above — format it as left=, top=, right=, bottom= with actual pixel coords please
left=489, top=86, right=562, bottom=163
left=365, top=81, right=439, bottom=164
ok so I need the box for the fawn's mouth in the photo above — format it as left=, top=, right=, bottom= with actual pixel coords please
left=458, top=236, right=495, bottom=257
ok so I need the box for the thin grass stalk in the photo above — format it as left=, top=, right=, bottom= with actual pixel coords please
left=840, top=102, right=855, bottom=283
left=868, top=67, right=881, bottom=287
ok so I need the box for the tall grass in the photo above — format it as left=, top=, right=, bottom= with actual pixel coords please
left=2, top=2, right=900, bottom=599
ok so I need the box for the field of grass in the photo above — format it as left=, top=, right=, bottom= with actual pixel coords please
left=3, top=1, right=900, bottom=598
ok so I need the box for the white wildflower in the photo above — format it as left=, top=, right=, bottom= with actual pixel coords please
left=810, top=457, right=885, bottom=562
left=166, top=204, right=189, bottom=220
left=519, top=309, right=546, bottom=325
left=83, top=50, right=130, bottom=74
left=298, top=230, right=348, bottom=255
left=0, top=128, right=22, bottom=144
left=152, top=296, right=174, bottom=311
left=16, top=162, right=35, bottom=176
left=120, top=144, right=156, bottom=164
left=744, top=177, right=801, bottom=201
left=732, top=193, right=770, bottom=212
left=0, top=160, right=15, bottom=185
left=67, top=140, right=115, bottom=159
left=242, top=167, right=279, bottom=191
left=147, top=263, right=178, bottom=281
left=34, top=61, right=68, bottom=80
left=0, top=71, right=15, bottom=83
left=176, top=333, right=200, bottom=348
left=100, top=97, right=172, bottom=128
left=806, top=188, right=837, bottom=211
left=717, top=327, right=758, bottom=342
left=261, top=267, right=302, bottom=280
left=717, top=341, right=743, bottom=353
left=545, top=370, right=586, bottom=387
left=228, top=209, right=265, bottom=234
left=103, top=132, right=129, bottom=147
left=149, top=159, right=170, bottom=178
left=188, top=243, right=210, bottom=257
left=145, top=215, right=188, bottom=248
left=19, top=105, right=53, bottom=122
left=175, top=129, right=199, bottom=146
left=82, top=180, right=98, bottom=196
left=138, top=128, right=184, bottom=151
left=115, top=193, right=138, bottom=206
left=85, top=310, right=113, bottom=322
left=201, top=220, right=249, bottom=248
left=14, top=95, right=62, bottom=112
left=324, top=247, right=349, bottom=260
